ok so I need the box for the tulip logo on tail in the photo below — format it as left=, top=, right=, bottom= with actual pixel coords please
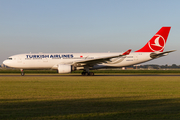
left=148, top=34, right=165, bottom=52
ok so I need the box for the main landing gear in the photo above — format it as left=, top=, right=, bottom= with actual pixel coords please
left=20, top=69, right=24, bottom=76
left=81, top=71, right=94, bottom=76
left=81, top=66, right=94, bottom=76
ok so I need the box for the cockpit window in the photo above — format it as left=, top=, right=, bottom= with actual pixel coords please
left=7, top=58, right=12, bottom=60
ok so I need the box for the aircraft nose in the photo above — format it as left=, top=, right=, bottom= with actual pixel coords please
left=3, top=60, right=9, bottom=66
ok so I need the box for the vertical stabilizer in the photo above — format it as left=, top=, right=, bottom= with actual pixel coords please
left=135, top=27, right=171, bottom=52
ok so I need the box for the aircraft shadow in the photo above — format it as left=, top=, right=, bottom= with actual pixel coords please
left=1, top=97, right=180, bottom=120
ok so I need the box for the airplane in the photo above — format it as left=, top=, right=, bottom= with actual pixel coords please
left=3, top=27, right=175, bottom=76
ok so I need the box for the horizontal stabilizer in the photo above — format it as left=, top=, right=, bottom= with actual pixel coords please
left=150, top=50, right=176, bottom=59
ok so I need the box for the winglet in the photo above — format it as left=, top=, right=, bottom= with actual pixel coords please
left=122, top=49, right=132, bottom=55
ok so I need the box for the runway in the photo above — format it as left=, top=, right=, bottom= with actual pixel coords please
left=1, top=74, right=180, bottom=77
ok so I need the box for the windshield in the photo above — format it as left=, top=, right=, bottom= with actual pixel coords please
left=7, top=58, right=12, bottom=60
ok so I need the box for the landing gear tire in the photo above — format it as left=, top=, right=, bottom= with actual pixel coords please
left=89, top=72, right=94, bottom=76
left=85, top=72, right=89, bottom=76
left=21, top=72, right=25, bottom=76
left=81, top=72, right=85, bottom=76
left=81, top=72, right=94, bottom=76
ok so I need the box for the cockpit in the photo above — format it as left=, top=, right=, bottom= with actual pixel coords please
left=7, top=58, right=13, bottom=60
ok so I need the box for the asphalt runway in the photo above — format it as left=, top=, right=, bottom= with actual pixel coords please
left=1, top=74, right=180, bottom=77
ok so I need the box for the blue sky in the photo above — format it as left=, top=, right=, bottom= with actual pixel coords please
left=1, top=0, right=180, bottom=65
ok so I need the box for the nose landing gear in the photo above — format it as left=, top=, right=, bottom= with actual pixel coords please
left=20, top=69, right=24, bottom=76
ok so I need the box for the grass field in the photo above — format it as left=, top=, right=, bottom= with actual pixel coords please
left=1, top=75, right=180, bottom=120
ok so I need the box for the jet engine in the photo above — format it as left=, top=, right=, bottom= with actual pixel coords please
left=57, top=64, right=76, bottom=73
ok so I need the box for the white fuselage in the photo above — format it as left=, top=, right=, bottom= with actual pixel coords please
left=3, top=52, right=152, bottom=70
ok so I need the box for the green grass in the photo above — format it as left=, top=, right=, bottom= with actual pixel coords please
left=1, top=76, right=180, bottom=119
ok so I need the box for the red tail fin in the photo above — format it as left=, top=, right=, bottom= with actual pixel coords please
left=135, top=27, right=171, bottom=52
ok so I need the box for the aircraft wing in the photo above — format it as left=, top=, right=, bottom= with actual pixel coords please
left=73, top=49, right=131, bottom=67
left=150, top=50, right=176, bottom=59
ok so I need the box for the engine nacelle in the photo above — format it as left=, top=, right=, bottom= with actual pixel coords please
left=57, top=64, right=76, bottom=73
